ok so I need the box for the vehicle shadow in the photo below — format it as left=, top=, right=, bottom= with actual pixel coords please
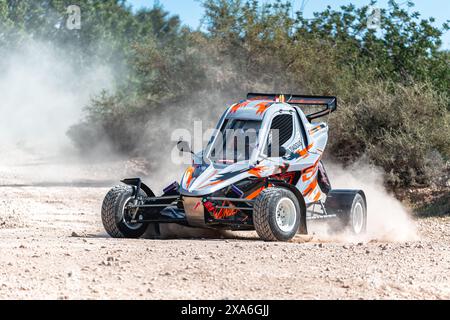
left=150, top=224, right=260, bottom=241
left=77, top=226, right=259, bottom=242
left=79, top=222, right=332, bottom=243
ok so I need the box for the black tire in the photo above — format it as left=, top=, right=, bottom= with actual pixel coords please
left=101, top=185, right=149, bottom=238
left=335, top=193, right=367, bottom=235
left=253, top=188, right=301, bottom=241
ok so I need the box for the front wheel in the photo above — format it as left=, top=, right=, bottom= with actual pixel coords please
left=253, top=188, right=301, bottom=241
left=101, top=185, right=149, bottom=238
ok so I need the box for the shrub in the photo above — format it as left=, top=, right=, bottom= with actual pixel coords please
left=65, top=0, right=449, bottom=189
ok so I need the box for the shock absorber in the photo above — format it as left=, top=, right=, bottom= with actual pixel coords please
left=230, top=184, right=244, bottom=198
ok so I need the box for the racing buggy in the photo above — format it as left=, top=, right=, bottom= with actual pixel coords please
left=101, top=93, right=367, bottom=242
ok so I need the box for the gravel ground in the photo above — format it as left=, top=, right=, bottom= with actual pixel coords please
left=0, top=153, right=449, bottom=300
left=0, top=184, right=449, bottom=300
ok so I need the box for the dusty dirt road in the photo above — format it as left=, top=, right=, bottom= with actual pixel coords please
left=0, top=153, right=449, bottom=300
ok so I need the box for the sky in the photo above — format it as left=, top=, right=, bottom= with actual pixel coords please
left=127, top=0, right=450, bottom=49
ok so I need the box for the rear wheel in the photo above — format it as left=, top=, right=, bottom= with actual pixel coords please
left=253, top=188, right=301, bottom=241
left=101, top=185, right=149, bottom=238
left=335, top=193, right=367, bottom=235
left=350, top=197, right=366, bottom=234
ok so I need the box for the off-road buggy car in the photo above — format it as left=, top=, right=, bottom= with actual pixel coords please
left=101, top=93, right=367, bottom=242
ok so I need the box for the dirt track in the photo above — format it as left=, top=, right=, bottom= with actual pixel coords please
left=0, top=155, right=450, bottom=300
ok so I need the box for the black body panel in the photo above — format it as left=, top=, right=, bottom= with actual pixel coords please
left=246, top=93, right=337, bottom=122
left=324, top=189, right=366, bottom=215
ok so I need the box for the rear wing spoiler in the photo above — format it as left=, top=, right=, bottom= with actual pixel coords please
left=247, top=93, right=337, bottom=121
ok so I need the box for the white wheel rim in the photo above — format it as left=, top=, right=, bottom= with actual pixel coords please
left=275, top=198, right=297, bottom=232
left=352, top=202, right=364, bottom=234
left=122, top=197, right=143, bottom=230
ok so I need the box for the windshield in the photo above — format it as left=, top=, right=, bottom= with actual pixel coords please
left=208, top=119, right=261, bottom=164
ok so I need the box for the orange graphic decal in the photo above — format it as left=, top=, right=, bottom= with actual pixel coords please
left=301, top=159, right=321, bottom=182
left=246, top=187, right=265, bottom=200
left=248, top=166, right=268, bottom=178
left=230, top=101, right=250, bottom=114
left=303, top=179, right=318, bottom=197
left=184, top=166, right=195, bottom=188
left=200, top=179, right=223, bottom=189
left=271, top=172, right=296, bottom=184
left=295, top=143, right=314, bottom=158
left=255, top=102, right=271, bottom=115
left=214, top=201, right=237, bottom=219
left=309, top=124, right=326, bottom=135
left=290, top=99, right=329, bottom=104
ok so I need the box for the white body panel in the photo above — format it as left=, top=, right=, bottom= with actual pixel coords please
left=180, top=100, right=329, bottom=205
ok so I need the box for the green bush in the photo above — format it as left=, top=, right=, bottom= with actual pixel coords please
left=329, top=81, right=450, bottom=187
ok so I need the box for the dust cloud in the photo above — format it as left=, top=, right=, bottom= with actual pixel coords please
left=0, top=40, right=120, bottom=184
left=309, top=161, right=419, bottom=242
left=0, top=40, right=114, bottom=157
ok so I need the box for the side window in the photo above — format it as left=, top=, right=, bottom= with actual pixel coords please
left=266, top=114, right=293, bottom=156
